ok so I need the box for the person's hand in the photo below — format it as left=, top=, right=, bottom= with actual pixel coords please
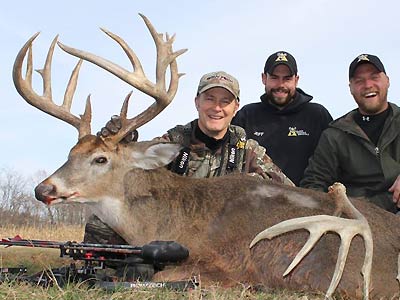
left=98, top=115, right=121, bottom=137
left=97, top=115, right=138, bottom=143
left=388, top=175, right=400, bottom=207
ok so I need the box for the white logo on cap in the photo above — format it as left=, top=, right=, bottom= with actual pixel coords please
left=357, top=54, right=370, bottom=62
left=275, top=52, right=288, bottom=62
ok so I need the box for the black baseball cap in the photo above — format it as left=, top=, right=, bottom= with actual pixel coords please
left=264, top=51, right=298, bottom=76
left=349, top=54, right=386, bottom=79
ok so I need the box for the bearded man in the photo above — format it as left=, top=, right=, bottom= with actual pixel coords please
left=233, top=51, right=332, bottom=185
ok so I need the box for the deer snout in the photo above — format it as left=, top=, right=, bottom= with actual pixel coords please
left=35, top=183, right=56, bottom=205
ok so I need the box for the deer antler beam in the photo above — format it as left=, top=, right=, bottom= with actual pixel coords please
left=56, top=13, right=187, bottom=144
left=13, top=32, right=92, bottom=138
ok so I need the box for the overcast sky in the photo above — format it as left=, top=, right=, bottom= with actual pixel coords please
left=1, top=0, right=400, bottom=178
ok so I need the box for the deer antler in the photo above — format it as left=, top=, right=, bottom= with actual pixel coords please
left=13, top=33, right=92, bottom=139
left=249, top=183, right=373, bottom=300
left=57, top=13, right=188, bottom=144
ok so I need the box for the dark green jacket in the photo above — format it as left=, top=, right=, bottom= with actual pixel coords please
left=300, top=102, right=400, bottom=213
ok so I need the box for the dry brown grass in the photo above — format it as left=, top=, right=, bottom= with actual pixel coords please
left=0, top=283, right=326, bottom=300
left=0, top=224, right=84, bottom=241
left=0, top=224, right=85, bottom=274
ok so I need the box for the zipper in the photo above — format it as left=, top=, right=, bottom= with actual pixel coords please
left=374, top=147, right=380, bottom=155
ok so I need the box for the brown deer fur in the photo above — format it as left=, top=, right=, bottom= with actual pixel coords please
left=120, top=167, right=400, bottom=299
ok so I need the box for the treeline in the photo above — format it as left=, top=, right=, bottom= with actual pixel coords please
left=0, top=167, right=90, bottom=226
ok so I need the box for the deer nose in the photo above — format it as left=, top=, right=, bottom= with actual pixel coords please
left=35, top=183, right=56, bottom=203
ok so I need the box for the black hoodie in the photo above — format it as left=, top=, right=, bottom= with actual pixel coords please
left=232, top=88, right=332, bottom=185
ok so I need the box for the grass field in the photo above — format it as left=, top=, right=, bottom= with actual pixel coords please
left=0, top=224, right=329, bottom=300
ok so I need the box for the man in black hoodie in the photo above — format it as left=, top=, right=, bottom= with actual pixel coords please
left=233, top=51, right=332, bottom=186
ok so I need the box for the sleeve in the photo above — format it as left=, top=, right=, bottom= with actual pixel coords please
left=152, top=132, right=172, bottom=142
left=299, top=129, right=340, bottom=191
left=244, top=139, right=295, bottom=186
left=319, top=106, right=333, bottom=128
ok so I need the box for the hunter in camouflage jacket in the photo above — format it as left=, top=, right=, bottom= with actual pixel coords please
left=161, top=120, right=294, bottom=185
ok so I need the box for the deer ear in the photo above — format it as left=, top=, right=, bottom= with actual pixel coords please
left=132, top=143, right=183, bottom=170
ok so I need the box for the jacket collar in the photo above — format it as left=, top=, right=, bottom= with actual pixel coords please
left=260, top=88, right=313, bottom=114
left=331, top=102, right=400, bottom=145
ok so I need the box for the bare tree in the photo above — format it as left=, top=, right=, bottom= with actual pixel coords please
left=0, top=167, right=30, bottom=215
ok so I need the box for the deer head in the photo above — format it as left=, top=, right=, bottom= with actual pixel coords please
left=13, top=14, right=187, bottom=206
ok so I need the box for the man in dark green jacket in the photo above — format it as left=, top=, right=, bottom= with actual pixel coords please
left=300, top=54, right=400, bottom=213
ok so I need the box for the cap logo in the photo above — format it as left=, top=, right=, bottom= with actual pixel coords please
left=275, top=52, right=289, bottom=62
left=357, top=54, right=370, bottom=62
left=205, top=74, right=233, bottom=83
left=197, top=71, right=240, bottom=100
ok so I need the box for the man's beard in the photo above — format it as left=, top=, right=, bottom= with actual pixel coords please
left=354, top=90, right=389, bottom=115
left=265, top=88, right=293, bottom=107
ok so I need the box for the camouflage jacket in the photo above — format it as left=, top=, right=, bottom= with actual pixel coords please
left=159, top=120, right=294, bottom=186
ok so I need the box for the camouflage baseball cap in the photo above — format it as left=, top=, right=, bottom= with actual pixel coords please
left=197, top=71, right=240, bottom=100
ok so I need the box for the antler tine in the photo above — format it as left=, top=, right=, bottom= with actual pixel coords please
left=80, top=95, right=92, bottom=139
left=139, top=14, right=186, bottom=98
left=57, top=13, right=187, bottom=144
left=120, top=91, right=133, bottom=119
left=249, top=183, right=373, bottom=300
left=13, top=33, right=91, bottom=138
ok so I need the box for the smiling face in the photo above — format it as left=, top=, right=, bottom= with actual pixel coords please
left=195, top=87, right=239, bottom=139
left=349, top=63, right=390, bottom=115
left=262, top=64, right=299, bottom=108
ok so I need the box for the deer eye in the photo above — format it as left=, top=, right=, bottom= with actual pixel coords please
left=94, top=156, right=108, bottom=164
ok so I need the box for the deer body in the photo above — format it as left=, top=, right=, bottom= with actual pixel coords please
left=129, top=169, right=400, bottom=298
left=36, top=138, right=400, bottom=298
left=140, top=171, right=399, bottom=299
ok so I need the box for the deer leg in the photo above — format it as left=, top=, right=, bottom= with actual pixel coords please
left=249, top=182, right=373, bottom=300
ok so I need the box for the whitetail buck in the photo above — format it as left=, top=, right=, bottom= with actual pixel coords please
left=13, top=14, right=400, bottom=300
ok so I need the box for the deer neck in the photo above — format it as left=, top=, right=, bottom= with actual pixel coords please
left=87, top=167, right=226, bottom=246
left=110, top=168, right=224, bottom=245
